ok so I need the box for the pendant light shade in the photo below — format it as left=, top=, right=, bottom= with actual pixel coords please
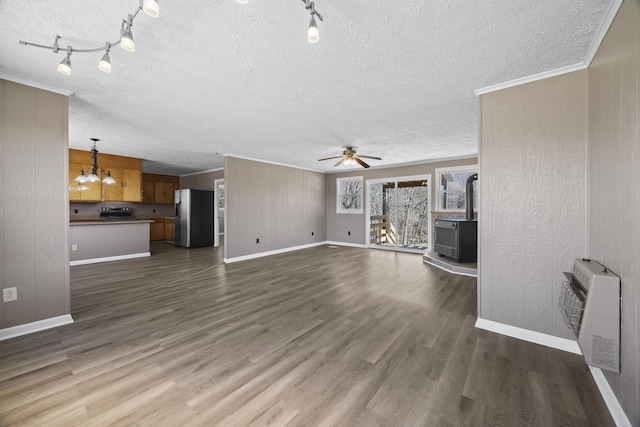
left=307, top=16, right=319, bottom=43
left=87, top=165, right=100, bottom=183
left=143, top=0, right=160, bottom=17
left=235, top=0, right=249, bottom=4
left=98, top=51, right=112, bottom=73
left=75, top=169, right=87, bottom=184
left=103, top=171, right=116, bottom=184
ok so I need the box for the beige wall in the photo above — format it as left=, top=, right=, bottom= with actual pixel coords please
left=326, top=158, right=478, bottom=245
left=588, top=0, right=639, bottom=423
left=0, top=80, right=70, bottom=329
left=478, top=70, right=588, bottom=339
left=224, top=157, right=326, bottom=259
left=180, top=169, right=224, bottom=191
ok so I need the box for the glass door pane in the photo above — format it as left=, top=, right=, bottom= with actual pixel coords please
left=396, top=180, right=429, bottom=250
left=369, top=181, right=396, bottom=248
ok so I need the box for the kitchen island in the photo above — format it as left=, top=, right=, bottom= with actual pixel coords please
left=69, top=220, right=153, bottom=266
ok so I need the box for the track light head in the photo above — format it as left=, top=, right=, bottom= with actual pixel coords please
left=235, top=0, right=249, bottom=3
left=120, top=16, right=135, bottom=52
left=308, top=16, right=319, bottom=43
left=98, top=44, right=112, bottom=73
left=143, top=0, right=160, bottom=18
left=57, top=47, right=72, bottom=75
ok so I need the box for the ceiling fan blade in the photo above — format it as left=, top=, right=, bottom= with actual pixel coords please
left=318, top=156, right=343, bottom=161
left=358, top=155, right=382, bottom=160
left=354, top=157, right=370, bottom=168
left=334, top=158, right=346, bottom=167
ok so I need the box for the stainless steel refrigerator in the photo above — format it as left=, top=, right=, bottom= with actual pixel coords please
left=174, top=189, right=214, bottom=248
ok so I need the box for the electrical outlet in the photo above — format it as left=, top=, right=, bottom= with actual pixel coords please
left=348, top=231, right=351, bottom=236
left=256, top=238, right=259, bottom=244
left=74, top=209, right=79, bottom=214
left=311, top=231, right=314, bottom=236
left=72, top=244, right=79, bottom=252
left=3, top=287, right=17, bottom=303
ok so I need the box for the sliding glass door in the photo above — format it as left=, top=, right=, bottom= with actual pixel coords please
left=367, top=175, right=431, bottom=252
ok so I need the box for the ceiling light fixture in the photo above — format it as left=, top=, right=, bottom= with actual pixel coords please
left=304, top=0, right=323, bottom=44
left=57, top=46, right=73, bottom=76
left=19, top=0, right=324, bottom=76
left=98, top=43, right=112, bottom=73
left=74, top=139, right=116, bottom=185
left=19, top=0, right=158, bottom=75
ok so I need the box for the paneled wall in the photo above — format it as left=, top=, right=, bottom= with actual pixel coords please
left=326, top=158, right=477, bottom=245
left=588, top=0, right=639, bottom=423
left=224, top=157, right=326, bottom=259
left=0, top=80, right=70, bottom=330
left=478, top=70, right=588, bottom=339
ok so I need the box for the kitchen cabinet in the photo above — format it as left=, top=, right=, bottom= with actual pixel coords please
left=164, top=218, right=175, bottom=242
left=69, top=149, right=142, bottom=202
left=150, top=220, right=166, bottom=241
left=141, top=173, right=180, bottom=204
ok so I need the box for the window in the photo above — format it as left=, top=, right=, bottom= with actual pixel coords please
left=336, top=176, right=363, bottom=214
left=435, top=165, right=477, bottom=211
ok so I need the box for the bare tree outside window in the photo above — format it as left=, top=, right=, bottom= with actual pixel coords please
left=337, top=177, right=363, bottom=214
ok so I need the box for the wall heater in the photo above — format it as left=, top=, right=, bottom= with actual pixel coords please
left=559, top=258, right=621, bottom=372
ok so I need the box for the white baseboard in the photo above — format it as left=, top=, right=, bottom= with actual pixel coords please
left=70, top=252, right=151, bottom=266
left=325, top=241, right=367, bottom=249
left=0, top=314, right=74, bottom=341
left=224, top=242, right=327, bottom=263
left=588, top=366, right=632, bottom=427
left=474, top=318, right=581, bottom=354
left=475, top=318, right=631, bottom=427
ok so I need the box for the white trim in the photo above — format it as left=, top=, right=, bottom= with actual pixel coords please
left=326, top=241, right=368, bottom=249
left=0, top=314, right=74, bottom=341
left=583, top=0, right=623, bottom=67
left=422, top=252, right=477, bottom=277
left=474, top=63, right=586, bottom=96
left=180, top=167, right=224, bottom=177
left=70, top=252, right=151, bottom=266
left=224, top=242, right=327, bottom=263
left=588, top=366, right=632, bottom=427
left=324, top=154, right=479, bottom=174
left=0, top=72, right=75, bottom=96
left=224, top=154, right=324, bottom=173
left=474, top=318, right=582, bottom=354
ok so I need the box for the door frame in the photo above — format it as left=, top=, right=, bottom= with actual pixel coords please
left=364, top=174, right=432, bottom=253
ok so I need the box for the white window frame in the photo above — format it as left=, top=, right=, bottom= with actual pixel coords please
left=336, top=176, right=364, bottom=214
left=435, top=164, right=478, bottom=212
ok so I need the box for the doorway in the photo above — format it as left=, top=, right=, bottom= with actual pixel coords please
left=366, top=175, right=431, bottom=253
left=214, top=179, right=224, bottom=248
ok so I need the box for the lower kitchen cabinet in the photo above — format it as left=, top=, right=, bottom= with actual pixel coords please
left=164, top=218, right=174, bottom=242
left=148, top=218, right=175, bottom=242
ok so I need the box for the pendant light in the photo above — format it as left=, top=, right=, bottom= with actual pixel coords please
left=75, top=169, right=87, bottom=184
left=75, top=139, right=115, bottom=186
left=103, top=171, right=116, bottom=185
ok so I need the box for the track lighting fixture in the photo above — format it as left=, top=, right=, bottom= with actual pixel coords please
left=57, top=47, right=73, bottom=76
left=19, top=0, right=325, bottom=76
left=142, top=0, right=160, bottom=18
left=98, top=43, right=112, bottom=73
left=74, top=139, right=116, bottom=186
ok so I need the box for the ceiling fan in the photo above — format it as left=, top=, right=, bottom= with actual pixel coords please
left=318, top=147, right=382, bottom=168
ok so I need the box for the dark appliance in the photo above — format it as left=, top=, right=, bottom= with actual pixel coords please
left=434, top=173, right=478, bottom=262
left=100, top=207, right=136, bottom=221
left=174, top=189, right=214, bottom=248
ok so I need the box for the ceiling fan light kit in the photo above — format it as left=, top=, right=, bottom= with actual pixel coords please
left=19, top=0, right=324, bottom=76
left=318, top=147, right=382, bottom=169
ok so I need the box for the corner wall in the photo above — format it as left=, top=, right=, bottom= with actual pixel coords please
left=587, top=0, right=639, bottom=423
left=180, top=169, right=224, bottom=191
left=478, top=70, right=588, bottom=339
left=224, top=157, right=326, bottom=260
left=0, top=80, right=70, bottom=330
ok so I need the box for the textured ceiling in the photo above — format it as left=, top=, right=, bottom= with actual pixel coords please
left=0, top=0, right=615, bottom=175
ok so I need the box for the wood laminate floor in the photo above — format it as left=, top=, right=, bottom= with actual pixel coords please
left=0, top=243, right=614, bottom=426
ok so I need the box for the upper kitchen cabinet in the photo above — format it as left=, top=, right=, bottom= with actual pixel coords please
left=141, top=173, right=180, bottom=204
left=69, top=149, right=142, bottom=202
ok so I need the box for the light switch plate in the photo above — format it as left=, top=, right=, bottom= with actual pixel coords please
left=3, top=287, right=17, bottom=302
left=72, top=244, right=78, bottom=252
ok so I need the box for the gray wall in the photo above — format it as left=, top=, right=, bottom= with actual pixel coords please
left=0, top=80, right=70, bottom=329
left=326, top=158, right=478, bottom=245
left=588, top=1, right=639, bottom=422
left=180, top=169, right=224, bottom=190
left=224, top=156, right=326, bottom=259
left=478, top=70, right=588, bottom=339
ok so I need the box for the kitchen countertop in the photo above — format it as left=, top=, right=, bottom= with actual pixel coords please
left=70, top=220, right=155, bottom=226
